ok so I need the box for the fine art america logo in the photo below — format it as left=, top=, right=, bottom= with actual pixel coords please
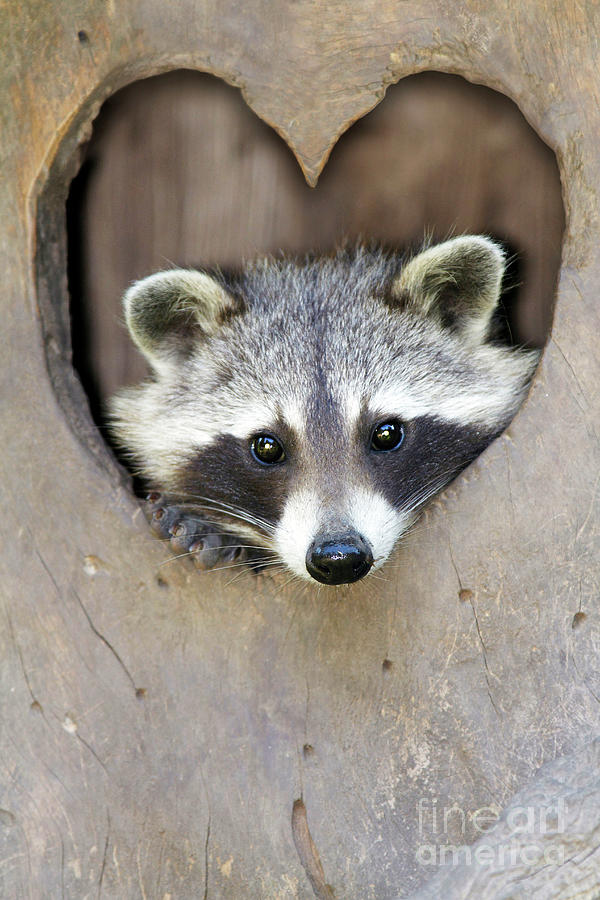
left=416, top=797, right=566, bottom=868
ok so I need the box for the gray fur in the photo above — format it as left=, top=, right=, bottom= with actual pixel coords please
left=110, top=237, right=540, bottom=581
left=123, top=269, right=241, bottom=375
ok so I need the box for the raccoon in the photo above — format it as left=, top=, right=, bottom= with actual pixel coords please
left=109, top=236, right=539, bottom=585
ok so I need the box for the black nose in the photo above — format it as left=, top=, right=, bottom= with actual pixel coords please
left=305, top=534, right=374, bottom=585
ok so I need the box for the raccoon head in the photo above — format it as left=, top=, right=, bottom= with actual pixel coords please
left=110, top=236, right=540, bottom=585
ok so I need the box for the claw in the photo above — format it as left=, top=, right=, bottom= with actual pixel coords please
left=143, top=492, right=254, bottom=572
left=189, top=532, right=228, bottom=570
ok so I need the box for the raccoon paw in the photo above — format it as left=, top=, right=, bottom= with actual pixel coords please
left=145, top=492, right=246, bottom=570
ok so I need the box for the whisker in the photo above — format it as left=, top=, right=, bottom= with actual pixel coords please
left=173, top=493, right=276, bottom=535
left=274, top=571, right=304, bottom=594
left=180, top=505, right=275, bottom=537
left=193, top=557, right=282, bottom=574
left=159, top=549, right=279, bottom=568
left=400, top=470, right=458, bottom=513
left=224, top=569, right=251, bottom=588
left=152, top=530, right=259, bottom=543
left=225, top=562, right=288, bottom=587
left=211, top=561, right=281, bottom=573
left=367, top=571, right=387, bottom=582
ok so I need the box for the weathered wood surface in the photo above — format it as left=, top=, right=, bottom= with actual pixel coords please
left=1, top=2, right=599, bottom=898
left=411, top=739, right=600, bottom=899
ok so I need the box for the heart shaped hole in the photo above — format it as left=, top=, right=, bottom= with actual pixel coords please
left=65, top=71, right=564, bottom=430
left=29, top=67, right=562, bottom=474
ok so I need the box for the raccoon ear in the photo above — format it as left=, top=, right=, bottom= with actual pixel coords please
left=390, top=236, right=506, bottom=343
left=123, top=269, right=241, bottom=370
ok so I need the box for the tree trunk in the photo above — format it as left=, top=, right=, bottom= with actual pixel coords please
left=1, top=1, right=599, bottom=896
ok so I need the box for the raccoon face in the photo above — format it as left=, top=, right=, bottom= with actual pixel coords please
left=110, top=236, right=540, bottom=585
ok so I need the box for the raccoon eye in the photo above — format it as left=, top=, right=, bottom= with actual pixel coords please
left=370, top=419, right=405, bottom=452
left=250, top=433, right=286, bottom=465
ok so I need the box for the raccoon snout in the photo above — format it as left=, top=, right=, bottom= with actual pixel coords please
left=305, top=534, right=374, bottom=585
